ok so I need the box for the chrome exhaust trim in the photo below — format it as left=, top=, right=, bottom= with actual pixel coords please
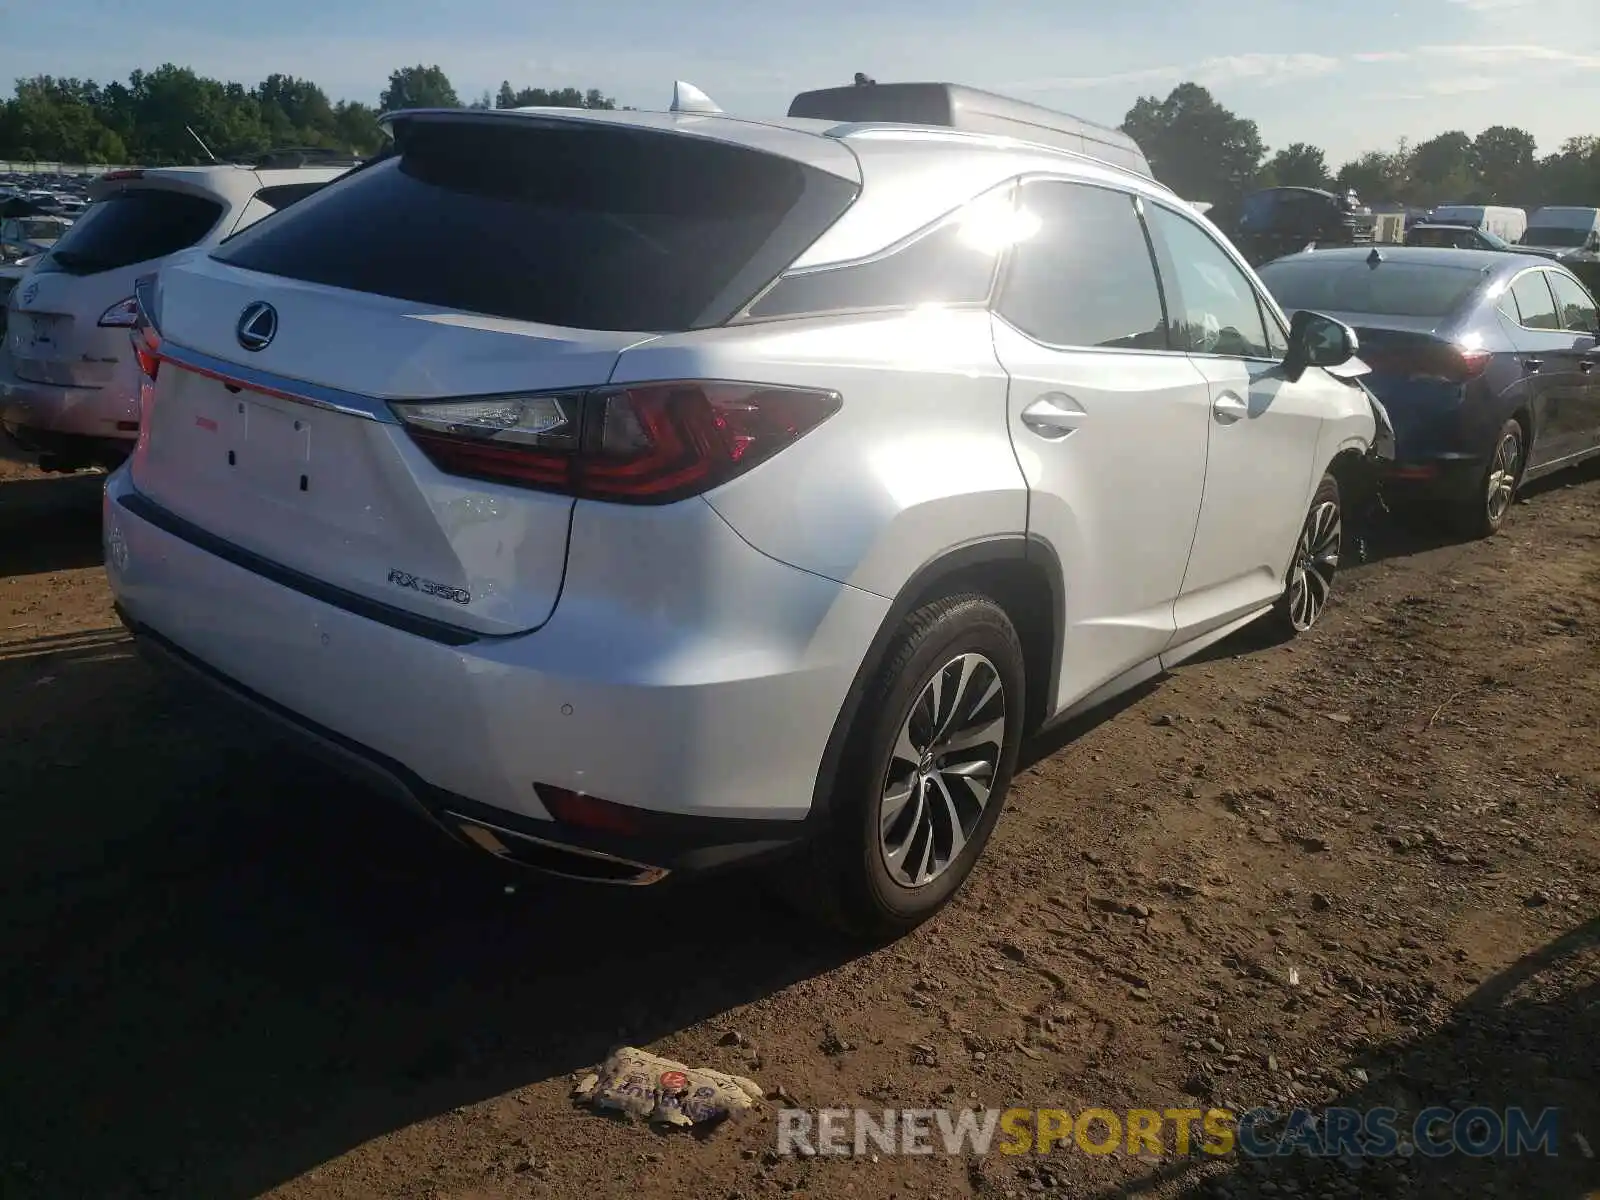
left=444, top=812, right=671, bottom=886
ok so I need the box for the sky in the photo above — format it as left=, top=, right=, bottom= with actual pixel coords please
left=3, top=0, right=1598, bottom=166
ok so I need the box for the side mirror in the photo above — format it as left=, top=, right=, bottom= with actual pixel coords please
left=1283, top=310, right=1358, bottom=382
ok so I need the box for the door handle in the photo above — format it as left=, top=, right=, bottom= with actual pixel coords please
left=1020, top=394, right=1086, bottom=440
left=1212, top=391, right=1249, bottom=423
left=1522, top=357, right=1543, bottom=372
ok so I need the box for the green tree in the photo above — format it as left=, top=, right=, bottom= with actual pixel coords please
left=1334, top=140, right=1412, bottom=204
left=331, top=100, right=383, bottom=154
left=1471, top=126, right=1537, bottom=203
left=378, top=65, right=459, bottom=113
left=1536, top=136, right=1600, bottom=206
left=1121, top=83, right=1264, bottom=205
left=1258, top=142, right=1329, bottom=189
left=493, top=82, right=616, bottom=109
left=1408, top=131, right=1478, bottom=203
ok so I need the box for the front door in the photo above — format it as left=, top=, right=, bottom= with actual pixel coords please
left=1503, top=268, right=1589, bottom=468
left=1143, top=202, right=1331, bottom=641
left=1546, top=269, right=1600, bottom=457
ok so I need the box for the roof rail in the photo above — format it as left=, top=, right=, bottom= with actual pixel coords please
left=788, top=81, right=1154, bottom=180
left=822, top=121, right=1165, bottom=191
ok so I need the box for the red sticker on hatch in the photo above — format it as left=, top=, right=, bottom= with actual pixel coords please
left=659, top=1071, right=689, bottom=1093
left=195, top=416, right=218, bottom=432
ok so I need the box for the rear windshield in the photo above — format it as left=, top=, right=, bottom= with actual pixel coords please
left=1522, top=226, right=1589, bottom=248
left=1258, top=259, right=1487, bottom=318
left=212, top=118, right=859, bottom=332
left=39, top=188, right=224, bottom=276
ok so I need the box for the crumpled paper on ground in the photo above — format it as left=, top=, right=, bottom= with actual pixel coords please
left=573, top=1046, right=762, bottom=1128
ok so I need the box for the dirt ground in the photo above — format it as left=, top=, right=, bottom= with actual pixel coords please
left=1, top=450, right=1596, bottom=1200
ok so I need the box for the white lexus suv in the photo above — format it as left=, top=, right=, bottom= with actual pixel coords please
left=2, top=155, right=355, bottom=472
left=104, top=90, right=1379, bottom=937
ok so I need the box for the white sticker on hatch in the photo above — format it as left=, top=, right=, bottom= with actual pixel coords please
left=387, top=569, right=471, bottom=606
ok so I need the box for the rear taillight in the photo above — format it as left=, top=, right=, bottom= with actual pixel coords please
left=129, top=273, right=161, bottom=381
left=1363, top=345, right=1490, bottom=384
left=391, top=381, right=840, bottom=504
left=98, top=297, right=139, bottom=328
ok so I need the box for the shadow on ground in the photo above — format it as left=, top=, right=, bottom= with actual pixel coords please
left=0, top=471, right=105, bottom=577
left=1084, top=917, right=1600, bottom=1200
left=0, top=637, right=864, bottom=1199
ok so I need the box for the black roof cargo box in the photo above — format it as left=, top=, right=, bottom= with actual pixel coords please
left=788, top=82, right=1152, bottom=180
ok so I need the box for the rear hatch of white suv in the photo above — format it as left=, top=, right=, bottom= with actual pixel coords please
left=127, top=111, right=861, bottom=636
left=7, top=175, right=229, bottom=390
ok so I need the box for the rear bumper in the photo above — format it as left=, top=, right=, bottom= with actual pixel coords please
left=104, top=467, right=892, bottom=878
left=119, top=609, right=806, bottom=881
left=0, top=349, right=139, bottom=455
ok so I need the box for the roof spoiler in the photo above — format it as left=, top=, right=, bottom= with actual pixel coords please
left=787, top=81, right=1153, bottom=180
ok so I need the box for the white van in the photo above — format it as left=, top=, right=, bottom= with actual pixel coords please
left=1429, top=204, right=1527, bottom=244
left=1523, top=206, right=1600, bottom=253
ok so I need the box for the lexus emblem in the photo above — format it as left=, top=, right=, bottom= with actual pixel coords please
left=236, top=301, right=278, bottom=352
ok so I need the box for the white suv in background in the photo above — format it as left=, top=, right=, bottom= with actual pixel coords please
left=105, top=90, right=1380, bottom=937
left=2, top=157, right=354, bottom=472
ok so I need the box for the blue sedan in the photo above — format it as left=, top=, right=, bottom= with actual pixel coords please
left=1258, top=246, right=1600, bottom=537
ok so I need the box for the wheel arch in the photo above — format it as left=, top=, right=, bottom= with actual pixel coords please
left=806, top=535, right=1064, bottom=828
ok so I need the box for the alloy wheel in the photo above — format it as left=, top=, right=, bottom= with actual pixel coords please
left=878, top=652, right=1007, bottom=889
left=1486, top=427, right=1522, bottom=526
left=1286, top=499, right=1341, bottom=632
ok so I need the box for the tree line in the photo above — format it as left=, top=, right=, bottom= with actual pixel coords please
left=1123, top=82, right=1598, bottom=212
left=0, top=64, right=615, bottom=166
left=1, top=65, right=1595, bottom=212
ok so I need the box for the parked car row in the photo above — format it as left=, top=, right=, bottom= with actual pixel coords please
left=8, top=82, right=1599, bottom=939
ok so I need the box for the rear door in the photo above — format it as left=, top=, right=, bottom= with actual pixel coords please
left=130, top=115, right=860, bottom=637
left=991, top=179, right=1211, bottom=708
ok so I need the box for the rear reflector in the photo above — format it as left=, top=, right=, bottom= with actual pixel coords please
left=392, top=381, right=840, bottom=504
left=534, top=784, right=646, bottom=836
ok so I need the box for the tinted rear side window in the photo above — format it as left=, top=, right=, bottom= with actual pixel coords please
left=40, top=189, right=224, bottom=276
left=213, top=119, right=858, bottom=332
left=743, top=210, right=1001, bottom=320
left=998, top=181, right=1169, bottom=351
left=1258, top=260, right=1486, bottom=318
left=1508, top=272, right=1560, bottom=330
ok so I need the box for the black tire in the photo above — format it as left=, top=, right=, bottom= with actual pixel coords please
left=1271, top=471, right=1342, bottom=636
left=799, top=594, right=1026, bottom=940
left=1444, top=418, right=1524, bottom=540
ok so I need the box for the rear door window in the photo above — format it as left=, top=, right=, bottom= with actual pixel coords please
left=1508, top=271, right=1561, bottom=330
left=1547, top=271, right=1598, bottom=333
left=212, top=118, right=858, bottom=332
left=743, top=210, right=1001, bottom=320
left=997, top=181, right=1169, bottom=351
left=39, top=188, right=224, bottom=276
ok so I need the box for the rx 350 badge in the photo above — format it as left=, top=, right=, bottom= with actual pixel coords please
left=387, top=569, right=470, bottom=606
